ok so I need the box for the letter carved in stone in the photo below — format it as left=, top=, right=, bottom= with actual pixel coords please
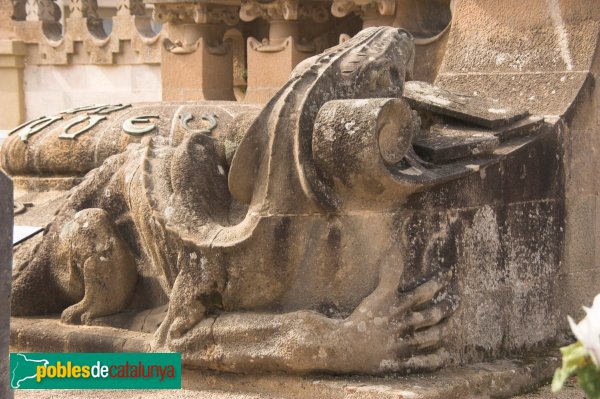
left=58, top=115, right=107, bottom=140
left=8, top=115, right=63, bottom=142
left=122, top=115, right=159, bottom=135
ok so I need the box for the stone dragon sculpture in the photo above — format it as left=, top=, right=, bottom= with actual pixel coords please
left=7, top=26, right=540, bottom=374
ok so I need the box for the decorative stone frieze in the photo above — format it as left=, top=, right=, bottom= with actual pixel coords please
left=153, top=3, right=239, bottom=26
left=331, top=0, right=395, bottom=18
left=67, top=0, right=99, bottom=19
left=6, top=0, right=162, bottom=65
left=25, top=0, right=60, bottom=22
left=116, top=0, right=145, bottom=17
left=240, top=0, right=329, bottom=23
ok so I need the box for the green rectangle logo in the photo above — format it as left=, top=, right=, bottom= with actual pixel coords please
left=10, top=352, right=181, bottom=389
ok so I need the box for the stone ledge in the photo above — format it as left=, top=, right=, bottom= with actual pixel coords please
left=10, top=317, right=151, bottom=353
left=0, top=40, right=26, bottom=56
left=10, top=316, right=560, bottom=399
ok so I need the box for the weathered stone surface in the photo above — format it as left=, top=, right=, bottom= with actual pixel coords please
left=404, top=80, right=529, bottom=128
left=431, top=0, right=600, bottom=329
left=492, top=116, right=545, bottom=141
left=9, top=318, right=560, bottom=398
left=1, top=101, right=261, bottom=179
left=10, top=317, right=150, bottom=353
left=413, top=124, right=499, bottom=163
left=0, top=171, right=12, bottom=399
left=14, top=381, right=585, bottom=399
left=11, top=318, right=560, bottom=399
left=411, top=116, right=545, bottom=163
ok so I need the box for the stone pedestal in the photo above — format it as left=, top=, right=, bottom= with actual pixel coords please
left=161, top=37, right=235, bottom=101
left=331, top=0, right=396, bottom=27
left=240, top=0, right=328, bottom=104
left=0, top=41, right=26, bottom=130
left=244, top=35, right=313, bottom=103
left=0, top=171, right=13, bottom=398
left=151, top=1, right=239, bottom=101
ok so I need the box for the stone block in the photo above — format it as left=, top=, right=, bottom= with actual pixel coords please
left=0, top=40, right=25, bottom=130
left=413, top=125, right=499, bottom=163
left=435, top=72, right=590, bottom=118
left=440, top=0, right=600, bottom=74
left=404, top=81, right=529, bottom=128
left=0, top=171, right=12, bottom=398
left=161, top=39, right=235, bottom=102
left=560, top=195, right=600, bottom=319
left=243, top=37, right=313, bottom=104
left=564, top=129, right=600, bottom=199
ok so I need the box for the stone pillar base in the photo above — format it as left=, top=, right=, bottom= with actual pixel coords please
left=243, top=36, right=313, bottom=104
left=161, top=39, right=235, bottom=102
left=0, top=40, right=25, bottom=130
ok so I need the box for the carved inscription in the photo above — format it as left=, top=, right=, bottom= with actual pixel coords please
left=9, top=115, right=64, bottom=142
left=9, top=104, right=133, bottom=142
left=122, top=115, right=160, bottom=135
left=178, top=113, right=217, bottom=134
left=58, top=115, right=107, bottom=140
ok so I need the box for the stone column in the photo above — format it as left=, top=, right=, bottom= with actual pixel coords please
left=331, top=0, right=395, bottom=28
left=0, top=172, right=13, bottom=399
left=0, top=40, right=26, bottom=131
left=241, top=0, right=329, bottom=104
left=152, top=1, right=238, bottom=101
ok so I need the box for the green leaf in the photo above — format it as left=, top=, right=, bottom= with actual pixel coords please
left=577, top=363, right=600, bottom=399
left=552, top=342, right=591, bottom=392
left=553, top=366, right=575, bottom=392
left=561, top=341, right=590, bottom=366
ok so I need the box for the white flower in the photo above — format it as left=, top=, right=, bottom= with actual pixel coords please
left=568, top=293, right=600, bottom=366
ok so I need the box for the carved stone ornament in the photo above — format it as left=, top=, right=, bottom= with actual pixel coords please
left=5, top=26, right=552, bottom=376
left=26, top=0, right=61, bottom=22
left=153, top=3, right=239, bottom=25
left=331, top=0, right=395, bottom=18
left=116, top=0, right=145, bottom=16
left=67, top=0, right=99, bottom=19
left=247, top=35, right=316, bottom=53
left=240, top=0, right=328, bottom=22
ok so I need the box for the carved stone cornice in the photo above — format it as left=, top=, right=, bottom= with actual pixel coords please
left=116, top=0, right=145, bottom=16
left=331, top=0, right=395, bottom=18
left=67, top=0, right=99, bottom=19
left=153, top=3, right=239, bottom=26
left=12, top=0, right=26, bottom=20
left=247, top=35, right=316, bottom=53
left=26, top=0, right=60, bottom=22
left=240, top=0, right=329, bottom=23
left=299, top=3, right=329, bottom=23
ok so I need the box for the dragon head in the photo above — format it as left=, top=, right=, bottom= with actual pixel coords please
left=338, top=27, right=414, bottom=99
